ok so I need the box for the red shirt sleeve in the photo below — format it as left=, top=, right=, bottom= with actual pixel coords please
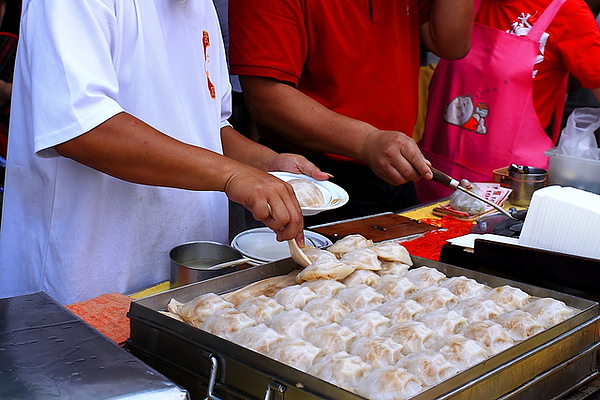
left=552, top=0, right=600, bottom=90
left=229, top=0, right=306, bottom=85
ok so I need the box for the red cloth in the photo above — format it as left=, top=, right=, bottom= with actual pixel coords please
left=229, top=0, right=433, bottom=158
left=401, top=216, right=474, bottom=261
left=66, top=293, right=132, bottom=345
left=476, top=0, right=600, bottom=129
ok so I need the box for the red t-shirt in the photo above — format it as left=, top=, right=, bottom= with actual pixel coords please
left=476, top=0, right=600, bottom=128
left=229, top=0, right=433, bottom=152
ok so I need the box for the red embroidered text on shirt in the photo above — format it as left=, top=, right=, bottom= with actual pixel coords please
left=202, top=30, right=216, bottom=99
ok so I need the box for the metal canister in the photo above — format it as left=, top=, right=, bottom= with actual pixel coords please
left=169, top=241, right=248, bottom=288
left=508, top=164, right=548, bottom=206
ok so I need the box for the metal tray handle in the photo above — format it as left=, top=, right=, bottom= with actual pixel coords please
left=264, top=381, right=286, bottom=400
left=203, top=354, right=222, bottom=400
left=203, top=353, right=286, bottom=400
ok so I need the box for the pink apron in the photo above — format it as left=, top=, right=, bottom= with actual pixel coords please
left=417, top=0, right=567, bottom=202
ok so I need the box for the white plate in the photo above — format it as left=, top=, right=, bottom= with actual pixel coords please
left=269, top=172, right=349, bottom=216
left=231, top=227, right=332, bottom=263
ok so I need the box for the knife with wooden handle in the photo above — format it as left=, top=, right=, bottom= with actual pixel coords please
left=430, top=167, right=517, bottom=220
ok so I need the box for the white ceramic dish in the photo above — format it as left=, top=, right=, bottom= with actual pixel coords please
left=269, top=172, right=349, bottom=216
left=231, top=227, right=332, bottom=264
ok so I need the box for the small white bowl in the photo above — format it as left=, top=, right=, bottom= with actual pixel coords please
left=231, top=227, right=332, bottom=263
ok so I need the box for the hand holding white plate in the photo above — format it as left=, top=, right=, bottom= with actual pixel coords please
left=269, top=172, right=349, bottom=216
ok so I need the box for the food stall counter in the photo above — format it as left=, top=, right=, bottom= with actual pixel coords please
left=0, top=291, right=189, bottom=400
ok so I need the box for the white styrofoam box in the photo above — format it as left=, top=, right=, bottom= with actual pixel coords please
left=519, top=186, right=600, bottom=260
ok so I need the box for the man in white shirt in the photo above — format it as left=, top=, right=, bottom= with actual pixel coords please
left=0, top=0, right=326, bottom=304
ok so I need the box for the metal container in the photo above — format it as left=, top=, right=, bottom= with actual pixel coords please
left=169, top=241, right=249, bottom=288
left=508, top=164, right=548, bottom=206
left=128, top=257, right=599, bottom=400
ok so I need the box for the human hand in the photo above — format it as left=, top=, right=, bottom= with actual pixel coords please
left=264, top=153, right=331, bottom=181
left=224, top=165, right=305, bottom=243
left=362, top=130, right=432, bottom=185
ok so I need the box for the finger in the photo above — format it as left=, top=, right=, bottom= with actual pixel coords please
left=410, top=153, right=432, bottom=179
left=298, top=163, right=331, bottom=181
left=276, top=216, right=304, bottom=242
left=250, top=200, right=273, bottom=222
left=278, top=154, right=331, bottom=182
left=381, top=163, right=411, bottom=185
left=264, top=198, right=292, bottom=232
left=264, top=187, right=303, bottom=230
left=275, top=194, right=304, bottom=241
left=294, top=231, right=305, bottom=248
left=264, top=202, right=304, bottom=242
left=396, top=145, right=431, bottom=181
left=378, top=151, right=419, bottom=184
left=281, top=196, right=305, bottom=240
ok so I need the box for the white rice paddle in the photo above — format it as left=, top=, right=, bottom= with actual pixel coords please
left=288, top=239, right=311, bottom=267
left=266, top=202, right=312, bottom=267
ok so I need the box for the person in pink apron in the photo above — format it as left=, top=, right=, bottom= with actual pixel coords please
left=417, top=0, right=600, bottom=202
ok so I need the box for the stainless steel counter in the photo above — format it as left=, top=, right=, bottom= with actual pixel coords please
left=0, top=291, right=189, bottom=400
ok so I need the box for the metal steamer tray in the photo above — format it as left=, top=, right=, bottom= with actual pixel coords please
left=127, top=257, right=600, bottom=400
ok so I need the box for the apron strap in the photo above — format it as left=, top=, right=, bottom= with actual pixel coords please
left=527, top=0, right=567, bottom=41
left=525, top=0, right=568, bottom=143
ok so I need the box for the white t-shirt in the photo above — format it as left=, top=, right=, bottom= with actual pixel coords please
left=0, top=0, right=232, bottom=304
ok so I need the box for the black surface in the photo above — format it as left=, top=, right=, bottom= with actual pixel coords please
left=0, top=292, right=186, bottom=399
left=440, top=240, right=600, bottom=302
left=470, top=209, right=528, bottom=237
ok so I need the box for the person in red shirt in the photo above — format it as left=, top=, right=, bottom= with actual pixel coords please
left=229, top=0, right=473, bottom=223
left=418, top=0, right=600, bottom=202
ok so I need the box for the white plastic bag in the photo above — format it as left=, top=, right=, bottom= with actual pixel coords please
left=557, top=107, right=600, bottom=160
left=449, top=181, right=485, bottom=215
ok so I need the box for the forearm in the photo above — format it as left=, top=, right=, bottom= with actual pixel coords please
left=240, top=76, right=377, bottom=161
left=421, top=0, right=473, bottom=59
left=55, top=112, right=242, bottom=192
left=220, top=125, right=278, bottom=171
left=240, top=76, right=432, bottom=184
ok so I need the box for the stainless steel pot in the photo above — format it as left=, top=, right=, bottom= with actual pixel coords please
left=508, top=164, right=548, bottom=206
left=169, top=241, right=250, bottom=288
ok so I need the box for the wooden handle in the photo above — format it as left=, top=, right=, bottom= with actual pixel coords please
left=431, top=167, right=459, bottom=189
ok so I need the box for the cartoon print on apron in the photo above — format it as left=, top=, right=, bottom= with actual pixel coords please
left=444, top=95, right=490, bottom=134
left=417, top=0, right=567, bottom=202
